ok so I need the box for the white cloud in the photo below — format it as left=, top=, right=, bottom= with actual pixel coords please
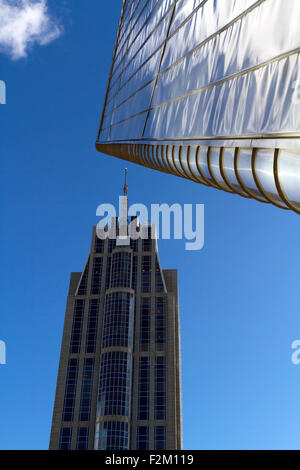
left=0, top=0, right=62, bottom=60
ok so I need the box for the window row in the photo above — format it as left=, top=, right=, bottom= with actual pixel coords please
left=95, top=421, right=129, bottom=450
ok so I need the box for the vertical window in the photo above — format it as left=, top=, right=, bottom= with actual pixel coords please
left=108, top=238, right=116, bottom=253
left=154, top=426, right=166, bottom=450
left=142, top=236, right=152, bottom=252
left=77, top=259, right=89, bottom=295
left=98, top=351, right=132, bottom=417
left=85, top=299, right=99, bottom=353
left=130, top=238, right=138, bottom=252
left=136, top=426, right=149, bottom=450
left=110, top=251, right=132, bottom=288
left=94, top=235, right=104, bottom=254
left=130, top=217, right=139, bottom=252
left=91, top=257, right=102, bottom=295
left=62, top=359, right=79, bottom=422
left=78, top=358, right=94, bottom=422
left=102, top=292, right=134, bottom=348
left=140, top=297, right=150, bottom=346
left=141, top=256, right=151, bottom=293
left=70, top=300, right=85, bottom=354
left=155, top=257, right=165, bottom=292
left=59, top=427, right=72, bottom=450
left=95, top=421, right=129, bottom=450
left=154, top=356, right=166, bottom=420
left=155, top=297, right=166, bottom=345
left=137, top=356, right=150, bottom=420
left=131, top=255, right=137, bottom=291
left=76, top=427, right=89, bottom=450
left=105, top=256, right=111, bottom=291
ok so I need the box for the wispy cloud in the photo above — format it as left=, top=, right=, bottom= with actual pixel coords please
left=0, top=0, right=62, bottom=60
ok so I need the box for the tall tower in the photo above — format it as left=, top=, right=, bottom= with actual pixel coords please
left=49, top=192, right=182, bottom=450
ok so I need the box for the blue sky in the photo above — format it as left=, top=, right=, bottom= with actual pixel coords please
left=0, top=0, right=300, bottom=450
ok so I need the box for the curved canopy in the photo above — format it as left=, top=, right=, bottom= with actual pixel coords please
left=96, top=0, right=300, bottom=214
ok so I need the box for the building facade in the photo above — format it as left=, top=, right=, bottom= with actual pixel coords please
left=49, top=218, right=182, bottom=450
left=96, top=0, right=300, bottom=214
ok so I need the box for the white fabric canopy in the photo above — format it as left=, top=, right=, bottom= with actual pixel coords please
left=96, top=0, right=300, bottom=213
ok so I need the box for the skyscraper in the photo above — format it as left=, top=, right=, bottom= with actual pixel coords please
left=49, top=202, right=182, bottom=450
left=96, top=0, right=300, bottom=214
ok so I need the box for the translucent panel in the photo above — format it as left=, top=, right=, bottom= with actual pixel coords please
left=125, top=0, right=173, bottom=69
left=163, top=0, right=260, bottom=70
left=255, top=149, right=286, bottom=205
left=117, top=48, right=161, bottom=106
left=170, top=0, right=208, bottom=34
left=115, top=0, right=150, bottom=69
left=278, top=150, right=300, bottom=209
left=123, top=0, right=157, bottom=60
left=99, top=126, right=110, bottom=142
left=101, top=0, right=300, bottom=144
left=120, top=10, right=172, bottom=86
left=110, top=112, right=148, bottom=141
left=106, top=82, right=154, bottom=126
left=147, top=53, right=300, bottom=139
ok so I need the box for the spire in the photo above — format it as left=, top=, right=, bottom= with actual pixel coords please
left=118, top=169, right=129, bottom=244
left=123, top=168, right=128, bottom=196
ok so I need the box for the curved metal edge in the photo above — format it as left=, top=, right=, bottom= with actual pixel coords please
left=273, top=148, right=300, bottom=215
left=186, top=146, right=210, bottom=186
left=195, top=147, right=220, bottom=189
left=206, top=147, right=234, bottom=193
left=177, top=146, right=198, bottom=181
left=219, top=147, right=251, bottom=199
left=171, top=146, right=188, bottom=178
left=251, top=148, right=289, bottom=210
left=160, top=144, right=169, bottom=171
left=95, top=142, right=300, bottom=215
left=165, top=145, right=175, bottom=174
left=233, top=148, right=269, bottom=204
